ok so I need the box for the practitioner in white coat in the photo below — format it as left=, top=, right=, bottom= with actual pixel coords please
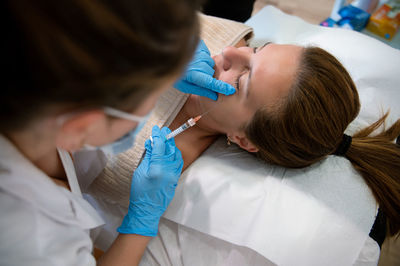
left=0, top=1, right=235, bottom=265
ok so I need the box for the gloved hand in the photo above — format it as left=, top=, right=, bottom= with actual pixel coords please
left=175, top=40, right=236, bottom=101
left=118, top=126, right=183, bottom=236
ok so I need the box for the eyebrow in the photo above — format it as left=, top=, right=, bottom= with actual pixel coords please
left=245, top=42, right=271, bottom=99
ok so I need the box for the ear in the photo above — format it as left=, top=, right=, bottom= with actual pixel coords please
left=55, top=110, right=105, bottom=152
left=228, top=133, right=259, bottom=153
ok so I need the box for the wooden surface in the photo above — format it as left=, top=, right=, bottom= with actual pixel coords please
left=253, top=0, right=337, bottom=24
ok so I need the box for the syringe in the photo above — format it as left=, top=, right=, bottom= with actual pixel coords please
left=165, top=115, right=202, bottom=140
left=164, top=101, right=221, bottom=140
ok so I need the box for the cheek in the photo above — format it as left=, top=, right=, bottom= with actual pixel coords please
left=218, top=72, right=237, bottom=87
left=214, top=97, right=249, bottom=128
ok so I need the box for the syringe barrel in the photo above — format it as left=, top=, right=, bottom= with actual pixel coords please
left=165, top=122, right=189, bottom=140
left=180, top=122, right=191, bottom=130
left=165, top=118, right=197, bottom=140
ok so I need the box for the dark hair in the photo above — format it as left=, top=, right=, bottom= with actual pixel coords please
left=245, top=47, right=400, bottom=236
left=3, top=0, right=201, bottom=131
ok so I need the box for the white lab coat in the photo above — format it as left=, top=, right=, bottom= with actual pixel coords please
left=0, top=135, right=104, bottom=265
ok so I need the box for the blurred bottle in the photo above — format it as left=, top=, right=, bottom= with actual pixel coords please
left=351, top=0, right=380, bottom=13
left=330, top=0, right=346, bottom=20
left=366, top=0, right=400, bottom=40
left=322, top=0, right=381, bottom=30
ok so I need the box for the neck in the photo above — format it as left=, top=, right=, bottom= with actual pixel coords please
left=178, top=95, right=226, bottom=137
left=5, top=126, right=67, bottom=181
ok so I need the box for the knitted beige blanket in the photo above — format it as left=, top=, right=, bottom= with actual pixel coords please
left=88, top=14, right=253, bottom=207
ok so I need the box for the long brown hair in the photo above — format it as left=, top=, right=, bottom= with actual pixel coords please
left=3, top=0, right=201, bottom=131
left=245, top=47, right=400, bottom=236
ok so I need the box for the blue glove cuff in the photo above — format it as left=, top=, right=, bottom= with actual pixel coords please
left=117, top=212, right=160, bottom=237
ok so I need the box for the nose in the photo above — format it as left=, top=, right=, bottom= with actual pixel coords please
left=221, top=46, right=250, bottom=71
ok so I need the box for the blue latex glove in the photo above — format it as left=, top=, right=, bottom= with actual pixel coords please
left=118, top=126, right=183, bottom=236
left=175, top=40, right=236, bottom=101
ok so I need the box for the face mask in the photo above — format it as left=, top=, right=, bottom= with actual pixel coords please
left=81, top=107, right=149, bottom=158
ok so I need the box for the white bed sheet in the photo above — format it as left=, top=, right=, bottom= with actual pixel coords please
left=141, top=218, right=379, bottom=266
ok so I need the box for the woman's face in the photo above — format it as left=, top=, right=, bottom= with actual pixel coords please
left=199, top=43, right=303, bottom=135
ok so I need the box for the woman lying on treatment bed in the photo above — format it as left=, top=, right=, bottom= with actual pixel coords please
left=88, top=15, right=400, bottom=259
left=169, top=42, right=400, bottom=237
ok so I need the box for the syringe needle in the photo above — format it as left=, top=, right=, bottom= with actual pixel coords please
left=199, top=100, right=221, bottom=118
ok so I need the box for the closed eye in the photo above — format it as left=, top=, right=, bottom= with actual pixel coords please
left=234, top=71, right=247, bottom=91
left=234, top=74, right=241, bottom=90
left=234, top=43, right=270, bottom=91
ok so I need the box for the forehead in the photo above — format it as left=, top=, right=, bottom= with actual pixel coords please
left=246, top=44, right=303, bottom=111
